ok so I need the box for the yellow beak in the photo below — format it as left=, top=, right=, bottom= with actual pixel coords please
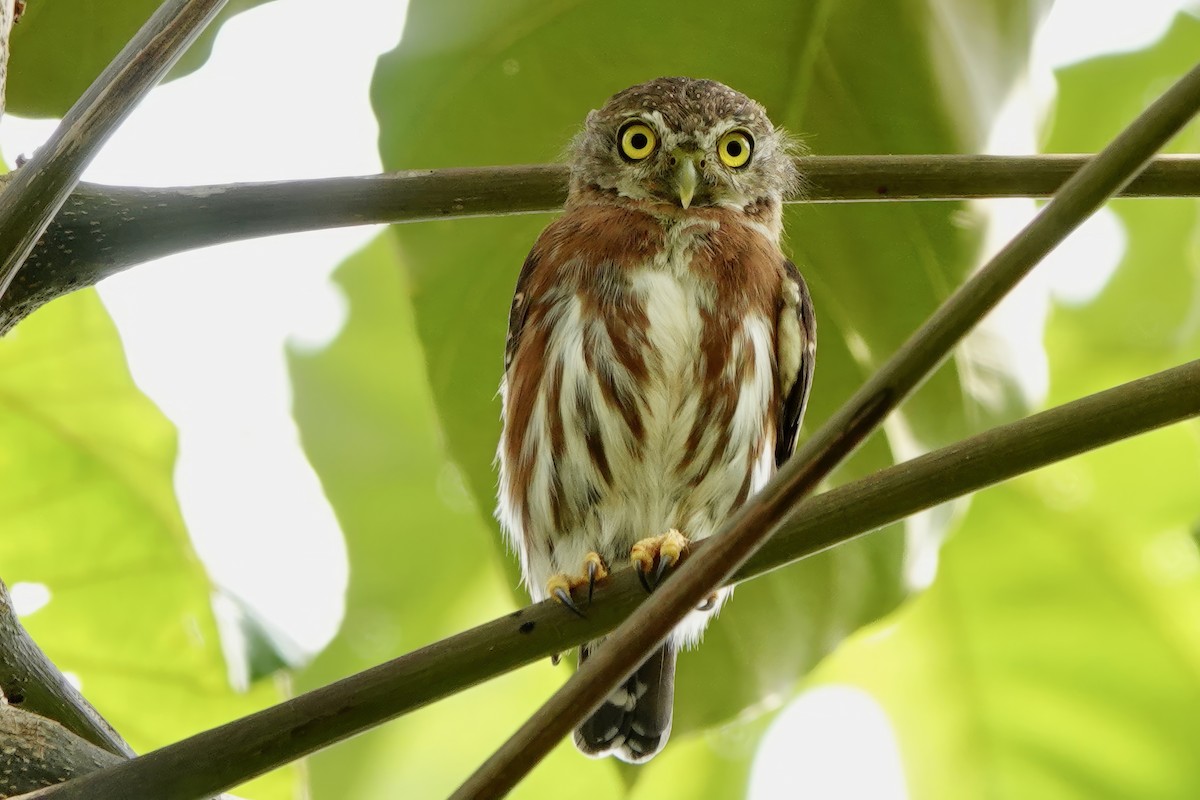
left=673, top=154, right=699, bottom=209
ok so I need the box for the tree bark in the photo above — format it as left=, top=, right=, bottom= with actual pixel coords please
left=0, top=701, right=123, bottom=799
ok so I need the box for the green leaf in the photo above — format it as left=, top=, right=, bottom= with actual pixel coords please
left=813, top=432, right=1200, bottom=799
left=811, top=18, right=1200, bottom=797
left=0, top=290, right=298, bottom=800
left=1043, top=11, right=1200, bottom=156
left=8, top=0, right=278, bottom=119
left=367, top=0, right=1040, bottom=748
left=1044, top=10, right=1200, bottom=398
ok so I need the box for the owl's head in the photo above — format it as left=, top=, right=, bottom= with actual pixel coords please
left=567, top=77, right=799, bottom=214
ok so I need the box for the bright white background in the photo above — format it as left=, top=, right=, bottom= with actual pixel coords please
left=2, top=0, right=1194, bottom=796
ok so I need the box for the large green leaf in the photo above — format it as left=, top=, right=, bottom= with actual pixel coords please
left=808, top=17, right=1200, bottom=797
left=1043, top=9, right=1200, bottom=399
left=1043, top=11, right=1200, bottom=157
left=812, top=433, right=1200, bottom=799
left=8, top=0, right=277, bottom=118
left=367, top=0, right=1040, bottom=749
left=0, top=290, right=297, bottom=799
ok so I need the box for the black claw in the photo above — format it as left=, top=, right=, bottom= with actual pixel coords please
left=654, top=556, right=672, bottom=583
left=637, top=566, right=654, bottom=594
left=588, top=561, right=599, bottom=603
left=553, top=587, right=586, bottom=618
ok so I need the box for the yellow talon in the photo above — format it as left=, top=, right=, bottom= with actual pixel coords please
left=583, top=551, right=609, bottom=584
left=546, top=573, right=573, bottom=598
left=658, top=529, right=688, bottom=567
left=631, top=540, right=655, bottom=574
left=546, top=551, right=609, bottom=615
left=631, top=529, right=691, bottom=590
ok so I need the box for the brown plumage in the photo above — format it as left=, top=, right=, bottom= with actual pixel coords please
left=497, top=77, right=816, bottom=763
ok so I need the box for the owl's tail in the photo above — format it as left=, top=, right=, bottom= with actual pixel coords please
left=573, top=641, right=676, bottom=763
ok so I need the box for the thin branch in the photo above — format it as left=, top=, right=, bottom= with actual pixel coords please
left=797, top=153, right=1200, bottom=200
left=454, top=60, right=1200, bottom=798
left=3, top=155, right=1200, bottom=334
left=0, top=0, right=229, bottom=301
left=19, top=358, right=1200, bottom=800
left=0, top=581, right=131, bottom=757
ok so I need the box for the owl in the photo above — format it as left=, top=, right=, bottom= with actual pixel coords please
left=497, top=77, right=815, bottom=763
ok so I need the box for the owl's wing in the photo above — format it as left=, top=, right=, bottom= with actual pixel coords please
left=774, top=259, right=817, bottom=467
left=504, top=243, right=544, bottom=374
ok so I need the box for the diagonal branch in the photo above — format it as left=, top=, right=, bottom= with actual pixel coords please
left=18, top=358, right=1200, bottom=800
left=453, top=60, right=1200, bottom=798
left=3, top=155, right=1199, bottom=334
left=0, top=0, right=229, bottom=301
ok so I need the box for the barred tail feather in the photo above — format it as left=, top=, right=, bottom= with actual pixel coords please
left=573, top=641, right=676, bottom=764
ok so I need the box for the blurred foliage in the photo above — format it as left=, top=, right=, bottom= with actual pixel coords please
left=815, top=454, right=1200, bottom=799
left=0, top=289, right=297, bottom=799
left=8, top=0, right=277, bottom=118
left=812, top=9, right=1200, bottom=799
left=349, top=3, right=1040, bottom=791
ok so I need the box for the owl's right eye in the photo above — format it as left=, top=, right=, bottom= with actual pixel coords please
left=618, top=122, right=658, bottom=161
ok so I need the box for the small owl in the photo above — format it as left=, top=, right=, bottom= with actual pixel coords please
left=497, top=77, right=815, bottom=763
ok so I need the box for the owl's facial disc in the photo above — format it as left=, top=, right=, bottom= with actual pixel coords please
left=568, top=78, right=798, bottom=219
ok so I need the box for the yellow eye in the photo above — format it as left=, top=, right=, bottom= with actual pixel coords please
left=618, top=122, right=657, bottom=161
left=717, top=130, right=754, bottom=168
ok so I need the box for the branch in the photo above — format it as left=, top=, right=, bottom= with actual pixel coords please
left=0, top=581, right=131, bottom=757
left=0, top=700, right=124, bottom=797
left=455, top=60, right=1200, bottom=797
left=3, top=155, right=1200, bottom=334
left=19, top=358, right=1200, bottom=800
left=0, top=0, right=230, bottom=300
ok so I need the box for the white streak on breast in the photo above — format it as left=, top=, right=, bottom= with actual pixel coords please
left=633, top=267, right=704, bottom=468
left=729, top=315, right=775, bottom=454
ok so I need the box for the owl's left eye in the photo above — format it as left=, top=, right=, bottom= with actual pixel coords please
left=618, top=121, right=658, bottom=161
left=717, top=130, right=754, bottom=168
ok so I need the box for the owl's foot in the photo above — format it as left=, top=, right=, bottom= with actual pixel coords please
left=631, top=529, right=690, bottom=592
left=546, top=552, right=609, bottom=617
